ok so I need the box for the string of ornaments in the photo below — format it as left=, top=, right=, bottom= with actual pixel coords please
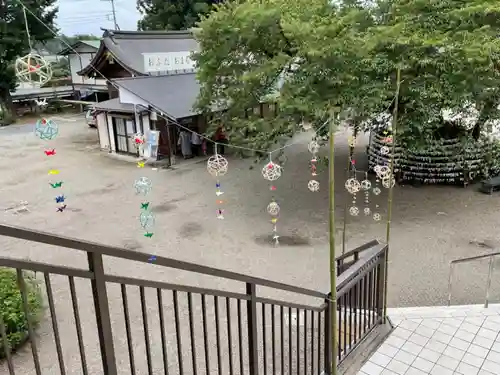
left=307, top=140, right=321, bottom=192
left=262, top=156, right=282, bottom=246
left=344, top=131, right=395, bottom=221
left=35, top=118, right=67, bottom=211
left=207, top=146, right=228, bottom=219
left=134, top=156, right=154, bottom=238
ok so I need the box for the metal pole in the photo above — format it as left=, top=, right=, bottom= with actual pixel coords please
left=485, top=256, right=494, bottom=308
left=447, top=263, right=454, bottom=306
left=110, top=0, right=118, bottom=29
left=383, top=67, right=401, bottom=322
left=329, top=108, right=340, bottom=375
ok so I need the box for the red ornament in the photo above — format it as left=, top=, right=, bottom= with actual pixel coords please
left=41, top=119, right=47, bottom=125
left=351, top=159, right=356, bottom=165
left=267, top=163, right=273, bottom=169
left=270, top=185, right=277, bottom=191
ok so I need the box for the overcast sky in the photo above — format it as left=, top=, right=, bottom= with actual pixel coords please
left=56, top=0, right=140, bottom=36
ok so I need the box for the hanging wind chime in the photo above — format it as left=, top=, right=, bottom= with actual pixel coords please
left=262, top=156, right=282, bottom=245
left=372, top=127, right=394, bottom=222
left=345, top=131, right=360, bottom=216
left=307, top=140, right=320, bottom=192
left=207, top=146, right=229, bottom=219
left=134, top=162, right=154, bottom=238
left=36, top=119, right=66, bottom=212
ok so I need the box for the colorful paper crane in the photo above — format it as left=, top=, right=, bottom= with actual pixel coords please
left=48, top=169, right=59, bottom=175
left=57, top=204, right=67, bottom=212
left=137, top=161, right=145, bottom=168
left=50, top=181, right=63, bottom=188
left=148, top=255, right=156, bottom=262
left=141, top=202, right=150, bottom=210
left=44, top=149, right=56, bottom=156
left=55, top=195, right=66, bottom=203
left=144, top=232, right=154, bottom=238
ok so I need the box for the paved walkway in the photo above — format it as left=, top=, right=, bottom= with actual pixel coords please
left=358, top=305, right=500, bottom=375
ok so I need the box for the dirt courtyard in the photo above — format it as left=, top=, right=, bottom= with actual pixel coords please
left=1, top=116, right=500, bottom=308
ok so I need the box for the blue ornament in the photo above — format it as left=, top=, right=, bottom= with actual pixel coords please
left=55, top=195, right=65, bottom=203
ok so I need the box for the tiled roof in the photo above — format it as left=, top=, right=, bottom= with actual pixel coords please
left=114, top=73, right=200, bottom=119
left=79, top=29, right=199, bottom=76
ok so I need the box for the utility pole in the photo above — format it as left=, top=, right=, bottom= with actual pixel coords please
left=101, top=0, right=118, bottom=29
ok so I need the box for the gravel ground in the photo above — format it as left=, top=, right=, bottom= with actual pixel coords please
left=1, top=116, right=500, bottom=374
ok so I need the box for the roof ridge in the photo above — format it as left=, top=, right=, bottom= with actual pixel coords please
left=113, top=72, right=197, bottom=82
left=103, top=29, right=194, bottom=40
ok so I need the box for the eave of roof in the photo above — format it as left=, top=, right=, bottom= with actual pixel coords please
left=58, top=40, right=100, bottom=56
left=76, top=45, right=140, bottom=78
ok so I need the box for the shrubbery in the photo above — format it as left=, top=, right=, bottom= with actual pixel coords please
left=0, top=268, right=43, bottom=357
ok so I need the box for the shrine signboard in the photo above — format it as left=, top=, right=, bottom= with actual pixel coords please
left=143, top=51, right=196, bottom=73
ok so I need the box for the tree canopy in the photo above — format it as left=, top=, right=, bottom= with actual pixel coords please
left=0, top=0, right=58, bottom=117
left=194, top=0, right=500, bottom=152
left=137, top=0, right=222, bottom=31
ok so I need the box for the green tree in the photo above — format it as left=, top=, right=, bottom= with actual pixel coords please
left=0, top=0, right=58, bottom=120
left=194, top=0, right=500, bottom=151
left=137, top=0, right=222, bottom=31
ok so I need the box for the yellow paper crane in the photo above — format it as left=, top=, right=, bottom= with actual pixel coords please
left=48, top=169, right=59, bottom=175
left=137, top=161, right=145, bottom=168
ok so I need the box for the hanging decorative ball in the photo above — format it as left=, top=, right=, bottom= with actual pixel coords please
left=361, top=180, right=372, bottom=191
left=262, top=161, right=282, bottom=181
left=345, top=178, right=361, bottom=194
left=139, top=211, right=155, bottom=229
left=347, top=136, right=356, bottom=148
left=35, top=118, right=59, bottom=140
left=267, top=201, right=280, bottom=216
left=207, top=154, right=229, bottom=177
left=308, top=140, right=320, bottom=155
left=380, top=146, right=390, bottom=155
left=134, top=177, right=153, bottom=195
left=382, top=176, right=395, bottom=189
left=364, top=207, right=371, bottom=216
left=375, top=165, right=391, bottom=179
left=15, top=53, right=53, bottom=85
left=307, top=180, right=320, bottom=192
left=372, top=187, right=382, bottom=195
left=373, top=213, right=382, bottom=221
left=349, top=206, right=359, bottom=216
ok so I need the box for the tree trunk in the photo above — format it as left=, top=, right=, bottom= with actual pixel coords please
left=0, top=91, right=16, bottom=125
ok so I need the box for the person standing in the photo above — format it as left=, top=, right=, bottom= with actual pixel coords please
left=191, top=131, right=202, bottom=156
left=177, top=130, right=193, bottom=159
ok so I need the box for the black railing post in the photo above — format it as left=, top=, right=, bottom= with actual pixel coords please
left=88, top=252, right=118, bottom=375
left=246, top=283, right=259, bottom=375
left=378, top=250, right=387, bottom=322
left=324, top=297, right=332, bottom=374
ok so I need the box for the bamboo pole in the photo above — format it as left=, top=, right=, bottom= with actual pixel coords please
left=329, top=108, right=340, bottom=375
left=383, top=68, right=401, bottom=321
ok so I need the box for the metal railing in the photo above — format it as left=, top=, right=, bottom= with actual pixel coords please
left=0, top=224, right=387, bottom=375
left=447, top=251, right=500, bottom=308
